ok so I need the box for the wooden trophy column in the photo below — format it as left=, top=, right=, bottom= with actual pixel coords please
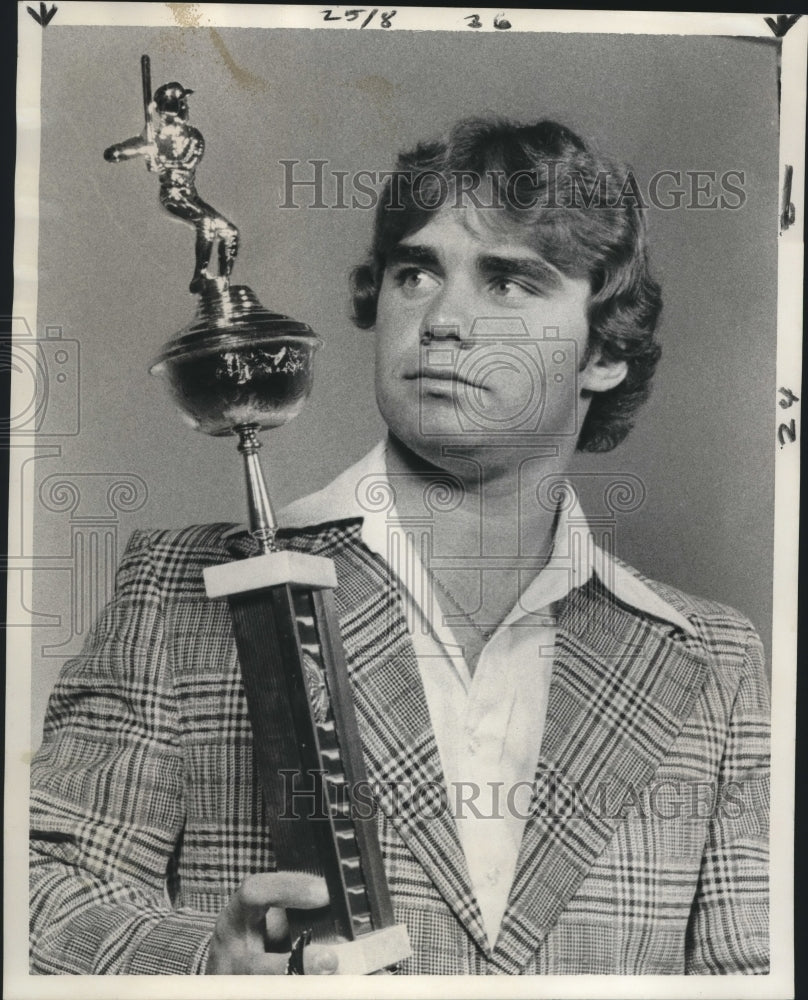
left=202, top=431, right=410, bottom=975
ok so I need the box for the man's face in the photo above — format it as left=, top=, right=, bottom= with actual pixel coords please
left=374, top=209, right=595, bottom=466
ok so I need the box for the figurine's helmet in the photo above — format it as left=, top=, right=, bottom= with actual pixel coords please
left=153, top=82, right=194, bottom=118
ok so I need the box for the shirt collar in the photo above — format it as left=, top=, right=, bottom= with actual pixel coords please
left=278, top=439, right=389, bottom=532
left=277, top=441, right=696, bottom=637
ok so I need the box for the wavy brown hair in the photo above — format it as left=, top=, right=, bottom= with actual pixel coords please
left=351, top=117, right=662, bottom=452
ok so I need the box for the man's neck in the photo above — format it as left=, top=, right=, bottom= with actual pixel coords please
left=383, top=433, right=571, bottom=559
left=383, top=434, right=578, bottom=674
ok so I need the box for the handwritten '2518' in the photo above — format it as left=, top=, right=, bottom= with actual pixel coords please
left=321, top=9, right=397, bottom=27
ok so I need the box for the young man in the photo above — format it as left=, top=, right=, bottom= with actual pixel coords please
left=29, top=118, right=769, bottom=976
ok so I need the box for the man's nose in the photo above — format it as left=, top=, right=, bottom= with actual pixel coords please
left=420, top=284, right=473, bottom=343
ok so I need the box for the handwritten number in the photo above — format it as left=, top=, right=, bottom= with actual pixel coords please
left=321, top=6, right=394, bottom=26
left=465, top=12, right=511, bottom=29
left=776, top=387, right=799, bottom=448
left=778, top=386, right=800, bottom=409
left=778, top=419, right=797, bottom=448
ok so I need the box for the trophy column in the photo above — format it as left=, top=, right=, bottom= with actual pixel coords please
left=201, top=425, right=410, bottom=974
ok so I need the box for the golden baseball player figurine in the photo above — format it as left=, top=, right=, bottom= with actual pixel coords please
left=104, top=55, right=239, bottom=294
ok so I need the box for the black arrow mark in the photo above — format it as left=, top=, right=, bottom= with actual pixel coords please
left=27, top=2, right=58, bottom=27
left=764, top=13, right=801, bottom=38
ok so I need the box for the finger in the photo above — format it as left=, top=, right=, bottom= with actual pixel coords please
left=240, top=871, right=329, bottom=910
left=263, top=905, right=289, bottom=946
left=303, top=945, right=339, bottom=975
left=243, top=944, right=338, bottom=976
left=231, top=872, right=329, bottom=930
left=248, top=951, right=292, bottom=975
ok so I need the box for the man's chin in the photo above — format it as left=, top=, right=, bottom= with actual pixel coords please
left=384, top=428, right=457, bottom=473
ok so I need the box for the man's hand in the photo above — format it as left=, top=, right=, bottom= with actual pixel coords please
left=205, top=872, right=339, bottom=975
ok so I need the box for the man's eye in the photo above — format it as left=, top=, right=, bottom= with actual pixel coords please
left=393, top=267, right=438, bottom=293
left=400, top=269, right=424, bottom=287
left=490, top=278, right=533, bottom=299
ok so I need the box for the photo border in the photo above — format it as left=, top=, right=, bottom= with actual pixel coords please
left=6, top=5, right=802, bottom=998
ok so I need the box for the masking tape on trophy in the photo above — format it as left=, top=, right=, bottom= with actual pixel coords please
left=329, top=924, right=412, bottom=975
left=204, top=551, right=338, bottom=598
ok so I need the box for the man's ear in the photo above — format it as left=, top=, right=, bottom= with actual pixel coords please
left=579, top=349, right=628, bottom=393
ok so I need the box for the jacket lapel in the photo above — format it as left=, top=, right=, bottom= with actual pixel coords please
left=491, top=576, right=709, bottom=973
left=329, top=533, right=490, bottom=952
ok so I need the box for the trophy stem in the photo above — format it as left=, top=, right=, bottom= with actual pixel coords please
left=236, top=424, right=278, bottom=554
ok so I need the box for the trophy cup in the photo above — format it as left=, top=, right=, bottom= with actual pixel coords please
left=105, top=55, right=410, bottom=975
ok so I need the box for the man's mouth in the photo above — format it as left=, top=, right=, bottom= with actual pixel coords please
left=404, top=366, right=483, bottom=388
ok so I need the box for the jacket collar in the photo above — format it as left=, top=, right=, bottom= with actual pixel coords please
left=235, top=440, right=696, bottom=638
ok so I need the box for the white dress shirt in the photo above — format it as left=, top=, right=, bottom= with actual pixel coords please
left=281, top=441, right=695, bottom=947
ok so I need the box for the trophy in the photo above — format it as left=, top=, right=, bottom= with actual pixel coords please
left=104, top=56, right=410, bottom=975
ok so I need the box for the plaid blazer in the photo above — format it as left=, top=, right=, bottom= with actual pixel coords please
left=29, top=520, right=770, bottom=975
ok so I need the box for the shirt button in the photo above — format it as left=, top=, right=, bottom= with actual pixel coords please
left=485, top=867, right=501, bottom=885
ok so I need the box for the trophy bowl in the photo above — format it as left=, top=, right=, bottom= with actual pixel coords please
left=150, top=285, right=322, bottom=436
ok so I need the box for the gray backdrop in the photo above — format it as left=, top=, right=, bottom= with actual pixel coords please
left=27, top=26, right=779, bottom=736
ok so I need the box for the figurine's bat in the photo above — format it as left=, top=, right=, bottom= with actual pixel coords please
left=103, top=55, right=156, bottom=164
left=141, top=54, right=154, bottom=144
